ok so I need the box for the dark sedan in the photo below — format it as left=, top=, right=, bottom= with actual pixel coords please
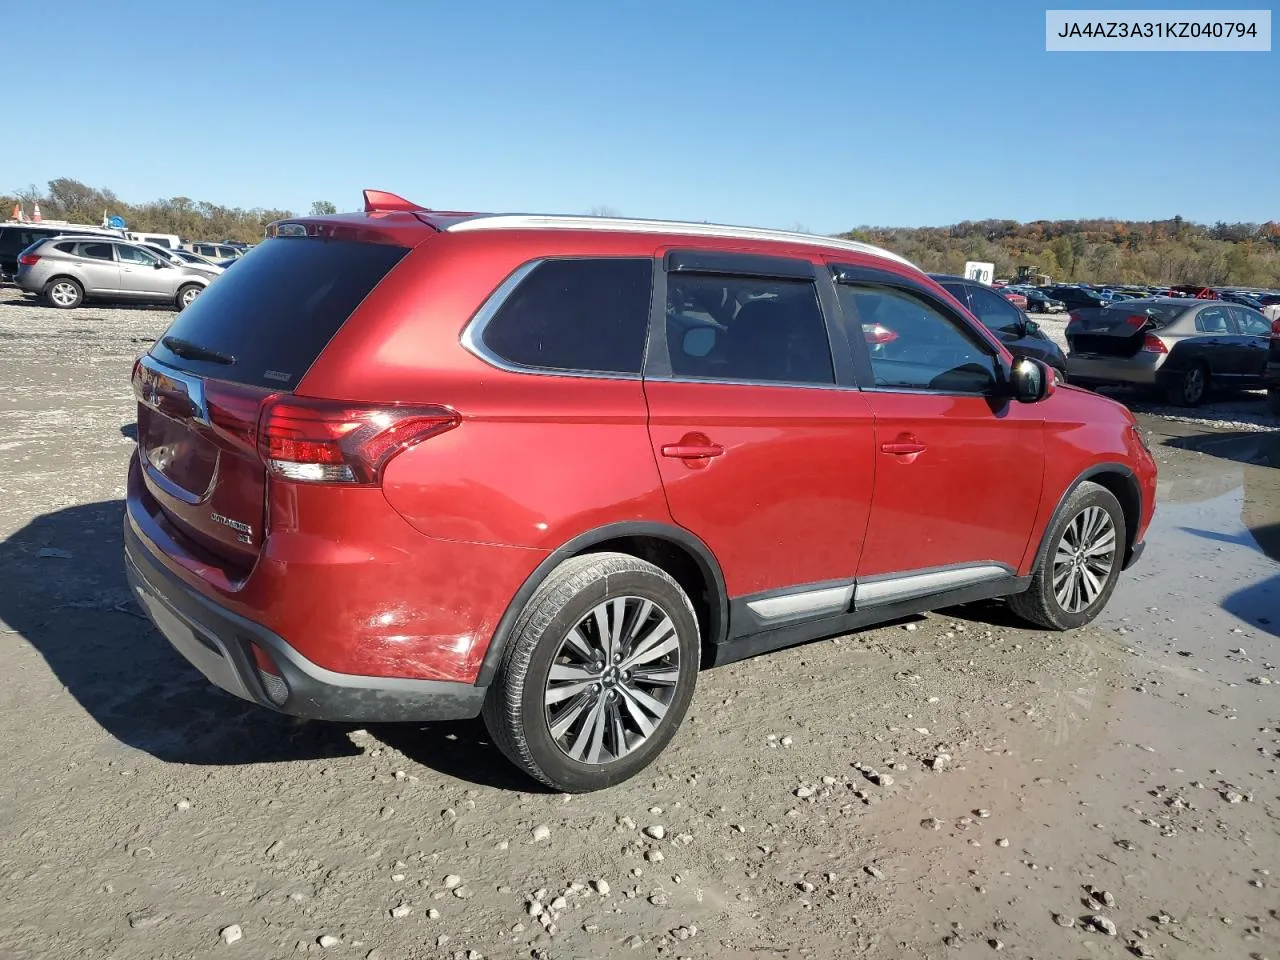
left=931, top=274, right=1068, bottom=379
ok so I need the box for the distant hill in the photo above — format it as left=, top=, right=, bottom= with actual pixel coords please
left=841, top=217, right=1280, bottom=288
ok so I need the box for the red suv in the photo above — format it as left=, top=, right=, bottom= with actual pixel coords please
left=124, top=191, right=1157, bottom=792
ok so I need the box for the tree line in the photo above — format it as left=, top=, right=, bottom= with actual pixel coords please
left=7, top=180, right=1279, bottom=287
left=842, top=216, right=1280, bottom=288
left=1, top=178, right=336, bottom=245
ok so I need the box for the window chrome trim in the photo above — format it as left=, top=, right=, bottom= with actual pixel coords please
left=854, top=563, right=1012, bottom=608
left=458, top=257, right=647, bottom=382
left=746, top=583, right=854, bottom=623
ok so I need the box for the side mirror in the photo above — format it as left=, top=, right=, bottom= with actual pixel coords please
left=153, top=260, right=167, bottom=268
left=1009, top=357, right=1055, bottom=403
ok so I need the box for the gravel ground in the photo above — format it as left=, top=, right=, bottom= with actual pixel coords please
left=1, top=289, right=1278, bottom=960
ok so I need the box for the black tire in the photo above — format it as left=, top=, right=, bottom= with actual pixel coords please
left=43, top=277, right=83, bottom=309
left=482, top=552, right=700, bottom=792
left=1269, top=390, right=1280, bottom=418
left=176, top=283, right=203, bottom=310
left=1165, top=363, right=1209, bottom=407
left=1008, top=481, right=1127, bottom=631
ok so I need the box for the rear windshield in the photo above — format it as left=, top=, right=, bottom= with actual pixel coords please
left=149, top=237, right=409, bottom=388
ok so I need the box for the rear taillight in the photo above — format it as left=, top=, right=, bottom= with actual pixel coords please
left=18, top=253, right=39, bottom=267
left=1065, top=311, right=1080, bottom=330
left=1141, top=333, right=1168, bottom=354
left=1124, top=314, right=1148, bottom=329
left=863, top=323, right=898, bottom=345
left=1271, top=318, right=1280, bottom=340
left=257, top=396, right=460, bottom=485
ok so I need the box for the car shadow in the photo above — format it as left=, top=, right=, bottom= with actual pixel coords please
left=0, top=298, right=175, bottom=313
left=1, top=499, right=537, bottom=788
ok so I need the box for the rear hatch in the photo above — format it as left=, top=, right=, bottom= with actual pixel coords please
left=132, top=236, right=411, bottom=575
left=1067, top=302, right=1187, bottom=357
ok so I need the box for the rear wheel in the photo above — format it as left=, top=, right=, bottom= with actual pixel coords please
left=1008, top=481, right=1127, bottom=631
left=176, top=284, right=203, bottom=310
left=44, top=277, right=83, bottom=309
left=1166, top=363, right=1208, bottom=407
left=482, top=552, right=700, bottom=792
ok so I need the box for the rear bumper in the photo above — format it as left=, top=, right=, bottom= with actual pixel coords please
left=124, top=517, right=487, bottom=723
left=1066, top=352, right=1163, bottom=387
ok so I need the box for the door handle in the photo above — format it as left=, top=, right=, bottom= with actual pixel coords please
left=881, top=441, right=926, bottom=455
left=661, top=443, right=724, bottom=460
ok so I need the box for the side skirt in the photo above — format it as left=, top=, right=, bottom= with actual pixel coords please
left=710, top=575, right=1030, bottom=668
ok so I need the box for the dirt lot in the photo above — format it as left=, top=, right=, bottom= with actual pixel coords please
left=1, top=289, right=1278, bottom=960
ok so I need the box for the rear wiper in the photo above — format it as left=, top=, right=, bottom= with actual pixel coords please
left=161, top=335, right=236, bottom=365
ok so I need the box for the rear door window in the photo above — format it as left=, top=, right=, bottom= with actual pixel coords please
left=1195, top=307, right=1234, bottom=334
left=660, top=273, right=834, bottom=385
left=477, top=258, right=654, bottom=375
left=149, top=237, right=409, bottom=389
left=79, top=242, right=115, bottom=261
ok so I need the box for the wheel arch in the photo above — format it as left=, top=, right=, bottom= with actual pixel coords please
left=1028, top=463, right=1142, bottom=574
left=474, top=521, right=728, bottom=687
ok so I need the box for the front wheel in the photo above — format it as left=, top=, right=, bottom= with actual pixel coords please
left=1008, top=481, right=1127, bottom=631
left=482, top=552, right=700, bottom=792
left=176, top=283, right=203, bottom=310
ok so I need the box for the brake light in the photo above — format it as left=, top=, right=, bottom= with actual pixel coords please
left=257, top=396, right=460, bottom=485
left=1065, top=311, right=1080, bottom=330
left=863, top=323, right=897, bottom=345
left=1141, top=333, right=1168, bottom=354
left=1124, top=314, right=1148, bottom=329
left=18, top=253, right=39, bottom=267
left=1272, top=318, right=1280, bottom=339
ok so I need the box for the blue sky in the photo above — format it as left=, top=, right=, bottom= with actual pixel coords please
left=7, top=1, right=1277, bottom=231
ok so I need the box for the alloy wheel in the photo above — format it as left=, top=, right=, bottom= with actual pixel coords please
left=1051, top=506, right=1117, bottom=614
left=543, top=596, right=681, bottom=765
left=181, top=286, right=201, bottom=307
left=1183, top=367, right=1205, bottom=404
left=50, top=282, right=78, bottom=306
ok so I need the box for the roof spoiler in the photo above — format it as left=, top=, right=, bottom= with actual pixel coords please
left=363, top=189, right=428, bottom=214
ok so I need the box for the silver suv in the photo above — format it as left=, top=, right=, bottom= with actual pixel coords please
left=15, top=236, right=219, bottom=310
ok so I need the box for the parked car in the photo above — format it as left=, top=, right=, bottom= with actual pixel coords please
left=123, top=191, right=1156, bottom=792
left=1000, top=289, right=1029, bottom=310
left=188, top=241, right=245, bottom=260
left=161, top=247, right=226, bottom=272
left=1010, top=286, right=1067, bottom=313
left=1066, top=297, right=1274, bottom=405
left=1046, top=284, right=1109, bottom=311
left=0, top=221, right=121, bottom=281
left=1268, top=317, right=1280, bottom=416
left=16, top=236, right=219, bottom=309
left=931, top=274, right=1068, bottom=378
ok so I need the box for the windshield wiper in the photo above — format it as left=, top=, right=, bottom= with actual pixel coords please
left=161, top=335, right=236, bottom=365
